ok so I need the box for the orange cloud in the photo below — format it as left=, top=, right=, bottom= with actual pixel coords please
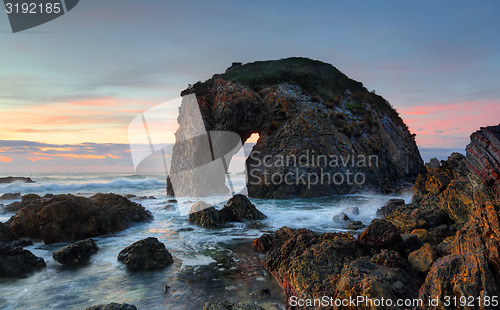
left=0, top=96, right=179, bottom=144
left=0, top=156, right=13, bottom=163
left=106, top=154, right=120, bottom=159
left=69, top=98, right=121, bottom=107
left=32, top=152, right=107, bottom=160
left=39, top=147, right=76, bottom=152
left=27, top=156, right=52, bottom=162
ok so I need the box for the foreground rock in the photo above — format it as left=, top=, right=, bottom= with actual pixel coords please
left=253, top=227, right=364, bottom=300
left=219, top=194, right=266, bottom=221
left=188, top=202, right=224, bottom=228
left=0, top=177, right=35, bottom=184
left=118, top=237, right=173, bottom=270
left=203, top=300, right=264, bottom=310
left=358, top=219, right=405, bottom=253
left=0, top=243, right=46, bottom=277
left=169, top=58, right=423, bottom=198
left=466, top=124, right=500, bottom=198
left=52, top=239, right=99, bottom=265
left=8, top=193, right=153, bottom=244
left=85, top=303, right=137, bottom=310
left=252, top=124, right=500, bottom=309
left=188, top=195, right=266, bottom=228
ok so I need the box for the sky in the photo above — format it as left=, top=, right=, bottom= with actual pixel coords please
left=1, top=0, right=499, bottom=172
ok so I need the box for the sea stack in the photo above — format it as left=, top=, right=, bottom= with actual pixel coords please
left=168, top=58, right=424, bottom=198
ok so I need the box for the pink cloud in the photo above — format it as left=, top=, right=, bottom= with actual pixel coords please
left=0, top=156, right=13, bottom=163
left=400, top=100, right=500, bottom=148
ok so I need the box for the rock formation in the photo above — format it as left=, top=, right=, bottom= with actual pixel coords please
left=169, top=58, right=424, bottom=198
left=117, top=237, right=173, bottom=270
left=52, top=239, right=99, bottom=265
left=0, top=177, right=35, bottom=184
left=253, top=124, right=500, bottom=309
left=466, top=124, right=500, bottom=198
left=8, top=193, right=153, bottom=244
left=188, top=195, right=266, bottom=228
left=0, top=243, right=46, bottom=277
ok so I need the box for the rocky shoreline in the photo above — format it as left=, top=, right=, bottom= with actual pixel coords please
left=2, top=124, right=499, bottom=309
left=252, top=124, right=500, bottom=309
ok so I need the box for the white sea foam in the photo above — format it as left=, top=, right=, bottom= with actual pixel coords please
left=0, top=177, right=164, bottom=195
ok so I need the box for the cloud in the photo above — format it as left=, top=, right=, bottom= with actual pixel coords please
left=400, top=100, right=500, bottom=148
left=0, top=140, right=173, bottom=173
left=0, top=156, right=13, bottom=163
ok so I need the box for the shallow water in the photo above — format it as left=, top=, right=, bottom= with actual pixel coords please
left=0, top=173, right=411, bottom=309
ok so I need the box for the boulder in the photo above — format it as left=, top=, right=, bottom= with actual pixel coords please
left=0, top=222, right=15, bottom=242
left=401, top=233, right=424, bottom=253
left=188, top=202, right=224, bottom=228
left=332, top=212, right=351, bottom=222
left=343, top=206, right=360, bottom=216
left=85, top=303, right=137, bottom=310
left=203, top=300, right=264, bottom=310
left=346, top=221, right=365, bottom=230
left=52, top=239, right=99, bottom=265
left=8, top=193, right=153, bottom=244
left=358, top=219, right=405, bottom=253
left=0, top=193, right=21, bottom=200
left=419, top=254, right=500, bottom=309
left=117, top=237, right=173, bottom=271
left=376, top=198, right=405, bottom=218
left=413, top=152, right=473, bottom=225
left=0, top=243, right=46, bottom=277
left=408, top=243, right=438, bottom=276
left=253, top=226, right=364, bottom=301
left=218, top=194, right=266, bottom=222
left=334, top=256, right=420, bottom=309
left=188, top=196, right=266, bottom=228
left=0, top=177, right=35, bottom=184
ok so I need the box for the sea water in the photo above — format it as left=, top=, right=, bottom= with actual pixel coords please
left=0, top=173, right=412, bottom=309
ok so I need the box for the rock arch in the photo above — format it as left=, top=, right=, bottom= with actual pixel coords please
left=168, top=58, right=424, bottom=198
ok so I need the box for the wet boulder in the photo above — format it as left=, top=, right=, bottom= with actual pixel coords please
left=0, top=243, right=46, bottom=277
left=376, top=198, right=405, bottom=218
left=408, top=243, right=438, bottom=276
left=8, top=193, right=153, bottom=244
left=188, top=202, right=224, bottom=228
left=334, top=255, right=420, bottom=308
left=218, top=194, right=266, bottom=222
left=0, top=193, right=21, bottom=200
left=52, top=239, right=99, bottom=265
left=188, top=195, right=266, bottom=228
left=358, top=219, right=405, bottom=253
left=117, top=237, right=173, bottom=271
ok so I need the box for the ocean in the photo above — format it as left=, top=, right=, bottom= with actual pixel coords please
left=0, top=173, right=412, bottom=309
